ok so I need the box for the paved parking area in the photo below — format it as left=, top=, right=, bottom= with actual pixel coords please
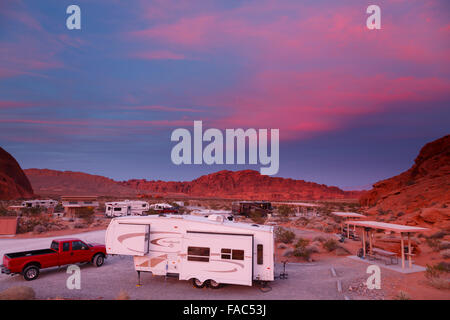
left=0, top=230, right=388, bottom=300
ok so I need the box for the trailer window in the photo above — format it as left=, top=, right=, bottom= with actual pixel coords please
left=232, top=250, right=244, bottom=261
left=257, top=244, right=263, bottom=265
left=114, top=207, right=122, bottom=211
left=221, top=248, right=231, bottom=259
left=221, top=248, right=244, bottom=260
left=187, top=246, right=210, bottom=262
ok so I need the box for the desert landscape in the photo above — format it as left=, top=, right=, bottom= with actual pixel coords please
left=0, top=135, right=448, bottom=300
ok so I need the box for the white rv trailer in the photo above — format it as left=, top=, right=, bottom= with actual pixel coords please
left=149, top=203, right=173, bottom=210
left=21, top=199, right=58, bottom=209
left=105, top=200, right=149, bottom=217
left=105, top=214, right=274, bottom=288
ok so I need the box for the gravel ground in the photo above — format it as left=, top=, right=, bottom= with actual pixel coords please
left=0, top=230, right=389, bottom=300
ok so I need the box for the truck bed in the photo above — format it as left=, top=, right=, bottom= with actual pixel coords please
left=5, top=249, right=56, bottom=259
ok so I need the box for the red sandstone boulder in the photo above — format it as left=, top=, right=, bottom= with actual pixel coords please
left=0, top=147, right=34, bottom=200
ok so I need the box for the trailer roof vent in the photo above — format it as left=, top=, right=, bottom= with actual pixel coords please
left=251, top=224, right=260, bottom=227
left=208, top=214, right=225, bottom=223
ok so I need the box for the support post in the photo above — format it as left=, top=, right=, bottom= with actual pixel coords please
left=369, top=230, right=373, bottom=255
left=137, top=270, right=141, bottom=286
left=408, top=233, right=412, bottom=268
left=347, top=222, right=350, bottom=238
left=400, top=234, right=405, bottom=269
left=362, top=229, right=366, bottom=258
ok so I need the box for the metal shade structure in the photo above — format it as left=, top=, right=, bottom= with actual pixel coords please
left=331, top=212, right=367, bottom=238
left=346, top=220, right=428, bottom=269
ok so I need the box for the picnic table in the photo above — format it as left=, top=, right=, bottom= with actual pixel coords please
left=369, top=248, right=399, bottom=265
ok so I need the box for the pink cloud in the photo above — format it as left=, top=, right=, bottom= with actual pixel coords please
left=131, top=50, right=185, bottom=60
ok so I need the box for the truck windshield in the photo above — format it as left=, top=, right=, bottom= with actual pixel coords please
left=50, top=241, right=59, bottom=251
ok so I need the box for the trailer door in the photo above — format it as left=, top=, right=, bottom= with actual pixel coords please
left=106, top=223, right=150, bottom=256
left=180, top=232, right=253, bottom=286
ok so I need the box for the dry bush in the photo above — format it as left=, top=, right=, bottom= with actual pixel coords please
left=394, top=291, right=411, bottom=300
left=294, top=238, right=310, bottom=248
left=76, top=207, right=95, bottom=224
left=425, top=262, right=450, bottom=290
left=323, top=239, right=339, bottom=252
left=274, top=227, right=295, bottom=244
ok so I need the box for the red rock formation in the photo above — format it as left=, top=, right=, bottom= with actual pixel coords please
left=0, top=147, right=34, bottom=200
left=25, top=168, right=361, bottom=200
left=121, top=170, right=361, bottom=200
left=24, top=169, right=138, bottom=196
left=360, top=135, right=450, bottom=230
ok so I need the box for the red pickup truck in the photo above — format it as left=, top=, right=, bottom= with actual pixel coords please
left=1, top=238, right=107, bottom=281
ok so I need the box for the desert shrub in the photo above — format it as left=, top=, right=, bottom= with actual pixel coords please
left=22, top=207, right=42, bottom=216
left=249, top=210, right=266, bottom=224
left=323, top=239, right=339, bottom=252
left=440, top=249, right=450, bottom=259
left=17, top=217, right=44, bottom=233
left=439, top=241, right=450, bottom=250
left=33, top=225, right=47, bottom=234
left=394, top=291, right=411, bottom=300
left=313, top=236, right=326, bottom=243
left=75, top=207, right=95, bottom=224
left=425, top=263, right=450, bottom=290
left=426, top=238, right=441, bottom=251
left=277, top=205, right=294, bottom=217
left=306, top=244, right=319, bottom=253
left=397, top=212, right=405, bottom=217
left=274, top=227, right=295, bottom=244
left=428, top=231, right=448, bottom=239
left=293, top=246, right=313, bottom=261
left=0, top=205, right=12, bottom=216
left=283, top=249, right=294, bottom=257
left=295, top=238, right=310, bottom=248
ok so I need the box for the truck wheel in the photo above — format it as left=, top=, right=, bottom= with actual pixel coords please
left=93, top=254, right=105, bottom=267
left=192, top=278, right=205, bottom=288
left=23, top=265, right=40, bottom=281
left=208, top=279, right=222, bottom=289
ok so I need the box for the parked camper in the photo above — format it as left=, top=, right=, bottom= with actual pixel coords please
left=105, top=200, right=149, bottom=217
left=149, top=203, right=178, bottom=214
left=105, top=214, right=274, bottom=288
left=21, top=199, right=58, bottom=209
left=231, top=201, right=273, bottom=217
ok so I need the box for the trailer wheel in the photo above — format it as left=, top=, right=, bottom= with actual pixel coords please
left=208, top=279, right=222, bottom=289
left=23, top=265, right=40, bottom=281
left=93, top=254, right=105, bottom=267
left=192, top=278, right=205, bottom=288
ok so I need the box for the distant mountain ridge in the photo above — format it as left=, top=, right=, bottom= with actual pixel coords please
left=24, top=168, right=361, bottom=200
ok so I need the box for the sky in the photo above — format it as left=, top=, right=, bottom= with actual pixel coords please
left=0, top=0, right=449, bottom=190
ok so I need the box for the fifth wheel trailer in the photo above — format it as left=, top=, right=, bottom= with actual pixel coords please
left=105, top=214, right=274, bottom=288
